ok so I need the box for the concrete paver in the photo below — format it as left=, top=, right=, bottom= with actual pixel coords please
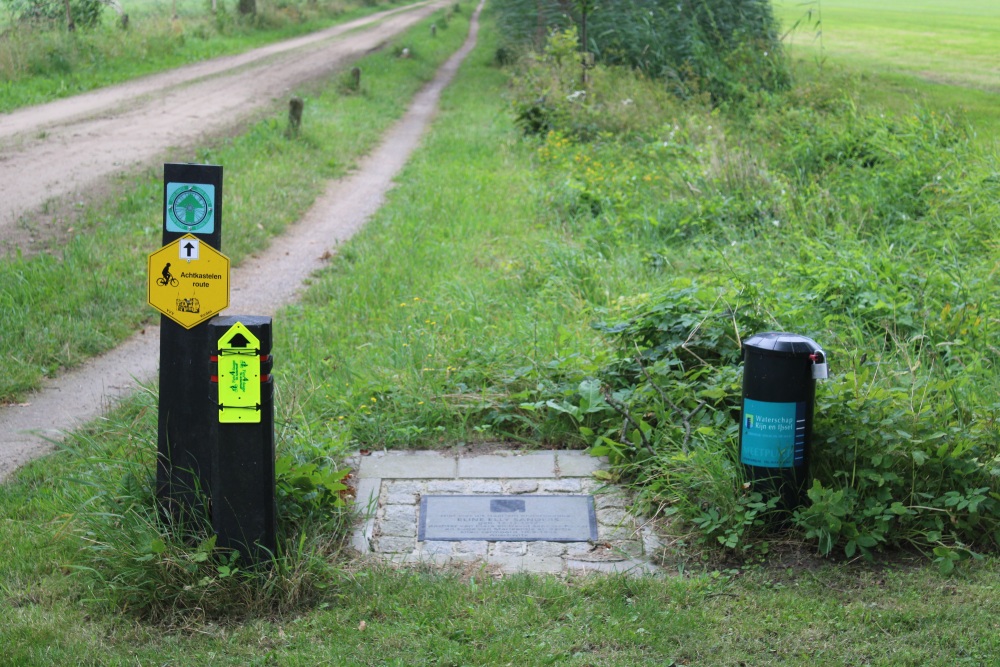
left=554, top=451, right=606, bottom=477
left=350, top=448, right=661, bottom=576
left=358, top=451, right=458, bottom=479
left=457, top=452, right=556, bottom=478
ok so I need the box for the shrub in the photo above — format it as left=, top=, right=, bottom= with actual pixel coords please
left=4, top=0, right=104, bottom=29
left=493, top=0, right=790, bottom=103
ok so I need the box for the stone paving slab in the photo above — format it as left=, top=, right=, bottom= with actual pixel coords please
left=357, top=450, right=458, bottom=479
left=349, top=448, right=661, bottom=576
left=457, top=452, right=556, bottom=478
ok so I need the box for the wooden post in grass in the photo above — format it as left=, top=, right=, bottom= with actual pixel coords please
left=351, top=67, right=362, bottom=90
left=578, top=0, right=595, bottom=87
left=287, top=97, right=304, bottom=138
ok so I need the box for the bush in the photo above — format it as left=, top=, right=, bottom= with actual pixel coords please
left=493, top=0, right=790, bottom=104
left=4, top=0, right=104, bottom=28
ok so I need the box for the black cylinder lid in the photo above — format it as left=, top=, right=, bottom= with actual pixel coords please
left=744, top=331, right=822, bottom=357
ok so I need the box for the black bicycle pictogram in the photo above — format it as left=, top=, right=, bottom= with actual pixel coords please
left=157, top=262, right=179, bottom=287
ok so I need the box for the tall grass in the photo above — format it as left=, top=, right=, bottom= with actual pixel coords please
left=491, top=0, right=789, bottom=103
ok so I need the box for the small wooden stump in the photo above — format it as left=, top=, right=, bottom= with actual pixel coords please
left=286, top=97, right=304, bottom=138
left=431, top=24, right=437, bottom=37
left=351, top=66, right=361, bottom=90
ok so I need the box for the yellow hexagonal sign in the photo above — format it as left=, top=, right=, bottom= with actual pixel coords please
left=148, top=234, right=230, bottom=329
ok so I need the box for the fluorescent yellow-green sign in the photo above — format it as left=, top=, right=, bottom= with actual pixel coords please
left=147, top=234, right=230, bottom=329
left=217, top=322, right=262, bottom=424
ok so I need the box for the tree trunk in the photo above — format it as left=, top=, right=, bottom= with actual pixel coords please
left=238, top=0, right=257, bottom=16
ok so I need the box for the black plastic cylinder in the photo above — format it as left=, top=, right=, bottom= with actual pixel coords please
left=739, top=332, right=823, bottom=511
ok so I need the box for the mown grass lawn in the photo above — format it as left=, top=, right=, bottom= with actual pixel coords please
left=774, top=0, right=1000, bottom=141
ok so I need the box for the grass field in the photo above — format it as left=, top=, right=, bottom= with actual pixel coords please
left=775, top=0, right=1000, bottom=140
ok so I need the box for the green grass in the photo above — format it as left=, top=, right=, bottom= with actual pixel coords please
left=1, top=2, right=999, bottom=663
left=775, top=0, right=1000, bottom=143
left=0, top=4, right=471, bottom=402
left=2, top=43, right=999, bottom=646
left=5, top=552, right=1000, bottom=664
left=775, top=0, right=1000, bottom=90
left=0, top=0, right=417, bottom=112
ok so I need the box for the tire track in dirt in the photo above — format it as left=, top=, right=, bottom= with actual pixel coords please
left=0, top=0, right=448, bottom=242
left=0, top=2, right=432, bottom=142
left=0, top=0, right=484, bottom=482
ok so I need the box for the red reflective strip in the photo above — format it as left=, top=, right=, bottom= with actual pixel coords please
left=210, top=355, right=219, bottom=362
left=210, top=375, right=219, bottom=383
left=260, top=375, right=270, bottom=383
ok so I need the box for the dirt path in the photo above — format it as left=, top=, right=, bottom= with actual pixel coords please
left=0, top=0, right=485, bottom=482
left=0, top=0, right=448, bottom=248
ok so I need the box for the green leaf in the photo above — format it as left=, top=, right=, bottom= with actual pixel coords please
left=577, top=379, right=607, bottom=413
left=546, top=399, right=580, bottom=418
left=889, top=502, right=909, bottom=515
left=856, top=535, right=878, bottom=548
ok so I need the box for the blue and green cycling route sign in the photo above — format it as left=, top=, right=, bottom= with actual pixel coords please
left=165, top=182, right=215, bottom=233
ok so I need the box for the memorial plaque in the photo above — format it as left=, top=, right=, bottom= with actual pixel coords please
left=419, top=495, right=597, bottom=542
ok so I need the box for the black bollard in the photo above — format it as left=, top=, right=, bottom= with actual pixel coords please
left=209, top=316, right=276, bottom=564
left=156, top=163, right=224, bottom=516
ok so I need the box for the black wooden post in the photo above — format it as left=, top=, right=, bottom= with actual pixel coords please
left=209, top=316, right=277, bottom=563
left=156, top=163, right=224, bottom=514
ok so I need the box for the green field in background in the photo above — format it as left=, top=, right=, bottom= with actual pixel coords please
left=774, top=0, right=1000, bottom=141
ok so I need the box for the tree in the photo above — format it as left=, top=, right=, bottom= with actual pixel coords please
left=238, top=0, right=256, bottom=16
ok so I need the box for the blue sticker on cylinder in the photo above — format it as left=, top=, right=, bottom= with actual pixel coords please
left=741, top=398, right=806, bottom=468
